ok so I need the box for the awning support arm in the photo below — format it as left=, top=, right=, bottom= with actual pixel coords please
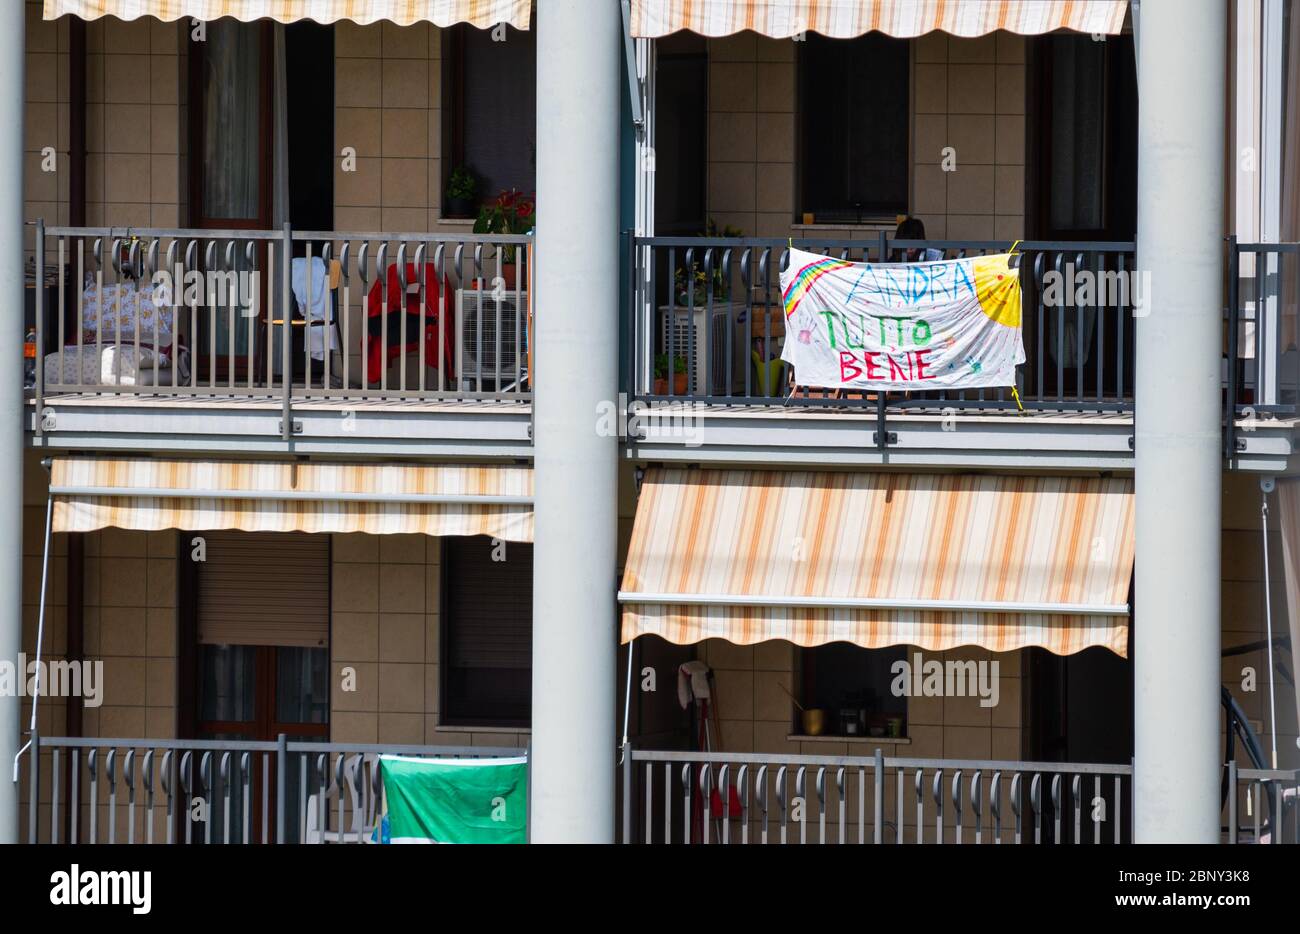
left=1261, top=477, right=1279, bottom=769
left=621, top=0, right=645, bottom=130
left=619, top=635, right=636, bottom=764
left=11, top=494, right=52, bottom=783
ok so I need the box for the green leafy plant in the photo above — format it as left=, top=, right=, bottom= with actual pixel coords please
left=447, top=166, right=478, bottom=202
left=704, top=218, right=744, bottom=239
left=654, top=353, right=687, bottom=380
left=674, top=219, right=743, bottom=305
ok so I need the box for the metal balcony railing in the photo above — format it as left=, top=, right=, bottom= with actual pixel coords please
left=620, top=746, right=1299, bottom=844
left=1225, top=239, right=1300, bottom=457
left=28, top=222, right=532, bottom=439
left=1226, top=762, right=1300, bottom=844
left=628, top=236, right=1138, bottom=443
left=619, top=746, right=1133, bottom=844
left=23, top=734, right=524, bottom=845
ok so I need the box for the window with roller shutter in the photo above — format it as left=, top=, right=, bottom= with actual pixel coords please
left=441, top=536, right=533, bottom=729
left=196, top=531, right=330, bottom=649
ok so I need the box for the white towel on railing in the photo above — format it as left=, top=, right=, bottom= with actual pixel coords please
left=291, top=256, right=338, bottom=361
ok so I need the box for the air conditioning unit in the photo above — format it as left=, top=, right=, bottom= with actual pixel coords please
left=658, top=303, right=739, bottom=395
left=456, top=290, right=526, bottom=384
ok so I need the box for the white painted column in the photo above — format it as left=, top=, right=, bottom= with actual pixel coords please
left=0, top=1, right=25, bottom=843
left=1133, top=0, right=1226, bottom=843
left=531, top=0, right=620, bottom=841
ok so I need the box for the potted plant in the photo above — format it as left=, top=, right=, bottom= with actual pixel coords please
left=445, top=166, right=478, bottom=218
left=653, top=353, right=689, bottom=395
left=672, top=219, right=742, bottom=305
left=473, top=188, right=535, bottom=290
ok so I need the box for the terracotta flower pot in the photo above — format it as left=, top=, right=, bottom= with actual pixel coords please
left=497, top=262, right=517, bottom=291
left=652, top=373, right=689, bottom=395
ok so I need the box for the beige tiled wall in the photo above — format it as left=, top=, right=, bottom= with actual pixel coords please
left=705, top=32, right=795, bottom=240
left=328, top=533, right=527, bottom=749
left=84, top=17, right=186, bottom=228
left=699, top=637, right=1021, bottom=762
left=77, top=528, right=179, bottom=741
left=334, top=21, right=463, bottom=235
left=704, top=31, right=1026, bottom=242
left=911, top=30, right=1025, bottom=242
left=24, top=2, right=71, bottom=231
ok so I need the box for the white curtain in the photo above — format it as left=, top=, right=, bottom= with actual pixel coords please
left=201, top=21, right=262, bottom=220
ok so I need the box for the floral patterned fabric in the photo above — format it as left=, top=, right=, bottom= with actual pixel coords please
left=80, top=276, right=175, bottom=344
left=44, top=343, right=190, bottom=388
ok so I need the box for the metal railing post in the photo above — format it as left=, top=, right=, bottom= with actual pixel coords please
left=1225, top=235, right=1239, bottom=460
left=621, top=741, right=633, bottom=843
left=27, top=728, right=39, bottom=844
left=1227, top=760, right=1237, bottom=842
left=33, top=220, right=44, bottom=439
left=275, top=732, right=287, bottom=844
left=280, top=223, right=292, bottom=441
left=873, top=748, right=884, bottom=844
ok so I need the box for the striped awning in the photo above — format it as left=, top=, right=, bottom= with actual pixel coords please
left=42, top=0, right=530, bottom=28
left=630, top=0, right=1128, bottom=39
left=50, top=457, right=533, bottom=541
left=619, top=468, right=1134, bottom=656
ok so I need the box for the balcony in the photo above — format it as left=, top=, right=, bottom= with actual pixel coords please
left=626, top=236, right=1300, bottom=472
left=26, top=224, right=534, bottom=459
left=22, top=735, right=525, bottom=845
left=618, top=748, right=1298, bottom=845
left=20, top=736, right=1296, bottom=844
left=1226, top=240, right=1300, bottom=471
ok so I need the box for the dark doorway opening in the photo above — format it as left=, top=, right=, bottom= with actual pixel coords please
left=653, top=36, right=708, bottom=237
left=285, top=23, right=335, bottom=232
left=1027, top=33, right=1138, bottom=241
left=1024, top=593, right=1134, bottom=842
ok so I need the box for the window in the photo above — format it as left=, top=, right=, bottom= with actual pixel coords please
left=1046, top=36, right=1106, bottom=232
left=797, top=643, right=907, bottom=739
left=441, top=536, right=533, bottom=728
left=191, top=20, right=271, bottom=226
left=183, top=531, right=331, bottom=842
left=443, top=25, right=537, bottom=214
left=1029, top=33, right=1137, bottom=239
left=798, top=33, right=910, bottom=223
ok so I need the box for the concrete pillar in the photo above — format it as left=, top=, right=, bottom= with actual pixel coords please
left=530, top=0, right=620, bottom=841
left=0, top=1, right=25, bottom=843
left=1133, top=0, right=1226, bottom=843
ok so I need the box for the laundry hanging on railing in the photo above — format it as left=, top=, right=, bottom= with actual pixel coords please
left=376, top=754, right=528, bottom=844
left=779, top=249, right=1025, bottom=392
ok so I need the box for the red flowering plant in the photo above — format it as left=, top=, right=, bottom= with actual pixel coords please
left=473, top=188, right=535, bottom=262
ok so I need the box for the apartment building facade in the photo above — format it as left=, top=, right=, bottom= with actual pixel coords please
left=1, top=0, right=1297, bottom=845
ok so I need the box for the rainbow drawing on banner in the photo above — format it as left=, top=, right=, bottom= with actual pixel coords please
left=782, top=255, right=853, bottom=318
left=779, top=248, right=1025, bottom=392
